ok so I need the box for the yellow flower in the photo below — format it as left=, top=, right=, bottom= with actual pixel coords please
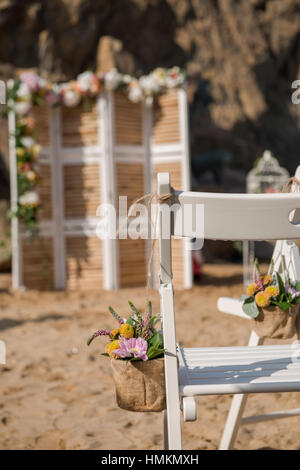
left=265, top=285, right=279, bottom=298
left=246, top=283, right=258, bottom=296
left=255, top=291, right=270, bottom=308
left=110, top=328, right=120, bottom=339
left=120, top=323, right=134, bottom=339
left=16, top=147, right=25, bottom=157
left=105, top=340, right=120, bottom=358
left=31, top=144, right=41, bottom=159
left=262, top=274, right=272, bottom=286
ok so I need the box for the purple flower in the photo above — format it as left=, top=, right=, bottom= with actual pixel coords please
left=114, top=337, right=148, bottom=361
left=285, top=284, right=300, bottom=299
left=20, top=72, right=40, bottom=93
left=87, top=329, right=110, bottom=346
left=253, top=259, right=263, bottom=291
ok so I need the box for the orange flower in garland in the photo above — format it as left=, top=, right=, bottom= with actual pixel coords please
left=120, top=323, right=134, bottom=339
left=265, top=285, right=279, bottom=298
left=246, top=283, right=259, bottom=296
left=262, top=274, right=272, bottom=286
left=110, top=328, right=120, bottom=339
left=255, top=291, right=270, bottom=307
left=105, top=340, right=120, bottom=358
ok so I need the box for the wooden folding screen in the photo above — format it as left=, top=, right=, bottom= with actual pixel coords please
left=10, top=89, right=191, bottom=290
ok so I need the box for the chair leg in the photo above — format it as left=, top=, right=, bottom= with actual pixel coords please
left=165, top=395, right=182, bottom=450
left=219, top=330, right=263, bottom=450
left=162, top=410, right=169, bottom=450
left=219, top=393, right=249, bottom=450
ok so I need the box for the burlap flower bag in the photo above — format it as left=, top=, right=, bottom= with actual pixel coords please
left=251, top=304, right=299, bottom=339
left=87, top=301, right=166, bottom=412
left=111, top=357, right=166, bottom=412
left=243, top=258, right=300, bottom=340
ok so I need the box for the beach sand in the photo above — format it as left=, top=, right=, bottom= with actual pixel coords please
left=0, top=263, right=299, bottom=450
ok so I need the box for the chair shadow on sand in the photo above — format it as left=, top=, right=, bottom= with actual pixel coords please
left=0, top=313, right=66, bottom=332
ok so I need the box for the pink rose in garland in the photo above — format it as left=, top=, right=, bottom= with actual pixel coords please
left=20, top=72, right=40, bottom=93
left=115, top=337, right=148, bottom=361
left=44, top=90, right=61, bottom=106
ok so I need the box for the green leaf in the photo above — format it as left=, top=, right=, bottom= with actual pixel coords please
left=148, top=331, right=163, bottom=349
left=271, top=300, right=291, bottom=311
left=108, top=306, right=123, bottom=325
left=143, top=315, right=159, bottom=332
left=128, top=301, right=142, bottom=319
left=87, top=334, right=95, bottom=346
left=242, top=298, right=260, bottom=318
left=126, top=314, right=138, bottom=327
left=276, top=272, right=285, bottom=296
left=147, top=347, right=165, bottom=360
left=295, top=282, right=300, bottom=291
left=101, top=353, right=109, bottom=357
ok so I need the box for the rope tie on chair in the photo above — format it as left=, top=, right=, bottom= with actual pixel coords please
left=281, top=177, right=300, bottom=193
left=119, top=188, right=175, bottom=310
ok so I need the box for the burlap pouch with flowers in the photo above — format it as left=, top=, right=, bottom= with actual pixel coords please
left=251, top=304, right=299, bottom=339
left=111, top=357, right=166, bottom=412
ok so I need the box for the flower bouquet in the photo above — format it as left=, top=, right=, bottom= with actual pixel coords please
left=87, top=301, right=166, bottom=412
left=242, top=259, right=300, bottom=339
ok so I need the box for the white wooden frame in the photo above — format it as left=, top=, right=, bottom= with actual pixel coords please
left=9, top=90, right=192, bottom=291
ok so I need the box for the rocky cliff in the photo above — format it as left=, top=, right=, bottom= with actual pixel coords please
left=1, top=0, right=300, bottom=184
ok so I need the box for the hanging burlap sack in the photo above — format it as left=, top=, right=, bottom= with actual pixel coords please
left=111, top=358, right=166, bottom=412
left=251, top=304, right=299, bottom=339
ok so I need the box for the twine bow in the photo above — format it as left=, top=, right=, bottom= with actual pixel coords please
left=281, top=177, right=300, bottom=193
left=123, top=189, right=175, bottom=311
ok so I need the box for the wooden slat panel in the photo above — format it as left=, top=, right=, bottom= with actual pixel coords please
left=0, top=115, right=9, bottom=159
left=114, top=92, right=142, bottom=145
left=153, top=90, right=180, bottom=144
left=66, top=236, right=102, bottom=290
left=154, top=161, right=184, bottom=288
left=32, top=105, right=50, bottom=147
left=64, top=164, right=100, bottom=218
left=119, top=238, right=146, bottom=287
left=116, top=161, right=146, bottom=286
left=116, top=162, right=145, bottom=208
left=62, top=103, right=99, bottom=147
left=22, top=237, right=54, bottom=290
left=37, top=164, right=52, bottom=220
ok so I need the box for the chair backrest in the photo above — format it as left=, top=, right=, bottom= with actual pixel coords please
left=271, top=165, right=300, bottom=282
left=157, top=173, right=300, bottom=242
left=272, top=240, right=300, bottom=283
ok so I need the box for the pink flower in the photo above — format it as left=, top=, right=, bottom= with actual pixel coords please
left=44, top=90, right=61, bottom=106
left=253, top=259, right=263, bottom=291
left=114, top=337, right=148, bottom=361
left=20, top=72, right=40, bottom=93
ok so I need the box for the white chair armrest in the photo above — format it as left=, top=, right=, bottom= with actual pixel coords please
left=217, top=297, right=250, bottom=320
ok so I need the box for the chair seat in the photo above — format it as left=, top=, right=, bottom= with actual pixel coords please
left=217, top=296, right=249, bottom=319
left=178, top=344, right=300, bottom=396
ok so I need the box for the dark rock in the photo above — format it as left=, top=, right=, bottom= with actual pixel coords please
left=0, top=0, right=300, bottom=198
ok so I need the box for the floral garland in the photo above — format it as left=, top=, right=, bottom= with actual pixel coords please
left=6, top=67, right=185, bottom=231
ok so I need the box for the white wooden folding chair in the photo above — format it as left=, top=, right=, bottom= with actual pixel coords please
left=157, top=172, right=300, bottom=450
left=217, top=167, right=300, bottom=450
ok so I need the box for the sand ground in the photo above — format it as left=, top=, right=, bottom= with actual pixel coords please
left=0, top=264, right=299, bottom=450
